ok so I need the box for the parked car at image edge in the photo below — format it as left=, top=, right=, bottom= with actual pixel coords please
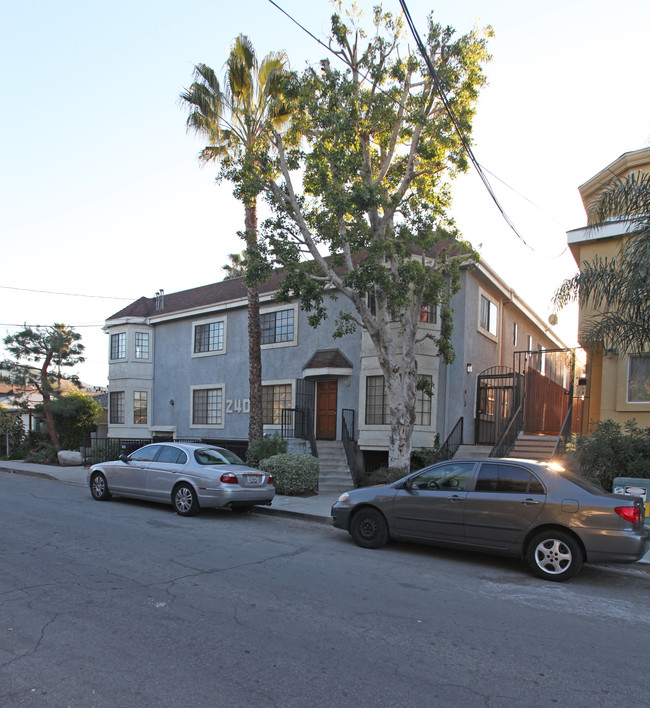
left=88, top=442, right=275, bottom=516
left=331, top=458, right=649, bottom=581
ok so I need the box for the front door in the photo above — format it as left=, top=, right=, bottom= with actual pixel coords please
left=316, top=380, right=337, bottom=439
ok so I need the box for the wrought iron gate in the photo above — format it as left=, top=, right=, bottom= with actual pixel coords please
left=475, top=367, right=522, bottom=445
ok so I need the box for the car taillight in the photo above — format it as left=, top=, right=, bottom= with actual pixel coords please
left=615, top=506, right=643, bottom=524
left=268, top=475, right=274, bottom=485
left=220, top=472, right=238, bottom=484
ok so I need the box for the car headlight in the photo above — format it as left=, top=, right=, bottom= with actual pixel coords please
left=337, top=492, right=350, bottom=503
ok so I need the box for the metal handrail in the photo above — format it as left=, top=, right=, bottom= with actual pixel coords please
left=551, top=400, right=574, bottom=459
left=432, top=416, right=464, bottom=462
left=490, top=402, right=524, bottom=458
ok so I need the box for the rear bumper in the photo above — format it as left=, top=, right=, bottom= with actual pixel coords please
left=583, top=525, right=650, bottom=564
left=197, top=485, right=275, bottom=509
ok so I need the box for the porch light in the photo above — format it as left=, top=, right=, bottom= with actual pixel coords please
left=466, top=363, right=473, bottom=374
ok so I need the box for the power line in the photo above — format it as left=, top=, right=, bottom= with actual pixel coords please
left=0, top=285, right=135, bottom=300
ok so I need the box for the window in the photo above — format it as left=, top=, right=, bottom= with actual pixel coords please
left=135, top=332, right=149, bottom=359
left=479, top=294, right=498, bottom=337
left=110, top=333, right=126, bottom=360
left=133, top=391, right=148, bottom=425
left=420, top=305, right=437, bottom=324
left=156, top=446, right=187, bottom=464
left=262, top=384, right=292, bottom=425
left=194, top=321, right=224, bottom=354
left=365, top=375, right=388, bottom=425
left=513, top=323, right=518, bottom=346
left=365, top=375, right=431, bottom=426
left=261, top=309, right=294, bottom=345
left=475, top=463, right=545, bottom=494
left=131, top=444, right=162, bottom=462
left=192, top=387, right=223, bottom=426
left=410, top=462, right=475, bottom=491
left=527, top=335, right=533, bottom=351
left=109, top=391, right=125, bottom=424
left=628, top=355, right=650, bottom=403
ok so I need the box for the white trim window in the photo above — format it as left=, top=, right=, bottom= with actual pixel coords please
left=365, top=375, right=432, bottom=426
left=191, top=385, right=225, bottom=427
left=627, top=354, right=650, bottom=403
left=133, top=391, right=148, bottom=425
left=260, top=306, right=297, bottom=348
left=262, top=382, right=293, bottom=425
left=109, top=391, right=125, bottom=424
left=192, top=317, right=226, bottom=358
left=110, top=332, right=126, bottom=360
left=135, top=332, right=150, bottom=359
left=478, top=291, right=498, bottom=339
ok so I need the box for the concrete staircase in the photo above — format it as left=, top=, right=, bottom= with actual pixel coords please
left=316, top=440, right=354, bottom=493
left=507, top=434, right=558, bottom=461
left=455, top=444, right=493, bottom=459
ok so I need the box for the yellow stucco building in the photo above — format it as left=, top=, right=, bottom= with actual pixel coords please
left=567, top=147, right=650, bottom=431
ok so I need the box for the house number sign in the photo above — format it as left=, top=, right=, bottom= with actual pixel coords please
left=225, top=398, right=250, bottom=414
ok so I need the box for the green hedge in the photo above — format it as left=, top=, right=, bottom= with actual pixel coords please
left=259, top=453, right=320, bottom=496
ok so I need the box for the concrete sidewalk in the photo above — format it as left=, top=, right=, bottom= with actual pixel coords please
left=2, top=459, right=648, bottom=564
left=0, top=460, right=340, bottom=524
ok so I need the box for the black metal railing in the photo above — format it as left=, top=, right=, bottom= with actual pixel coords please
left=490, top=402, right=524, bottom=458
left=551, top=400, right=574, bottom=460
left=432, top=417, right=464, bottom=463
left=81, top=437, right=248, bottom=466
left=341, top=408, right=358, bottom=483
left=281, top=408, right=318, bottom=458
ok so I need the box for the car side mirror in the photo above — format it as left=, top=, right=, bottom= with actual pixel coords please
left=119, top=454, right=129, bottom=463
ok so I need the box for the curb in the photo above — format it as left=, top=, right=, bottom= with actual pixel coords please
left=2, top=467, right=60, bottom=483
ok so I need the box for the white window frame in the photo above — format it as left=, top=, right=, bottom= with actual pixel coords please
left=109, top=390, right=126, bottom=425
left=627, top=354, right=650, bottom=404
left=261, top=379, right=295, bottom=429
left=110, top=332, right=127, bottom=361
left=133, top=390, right=149, bottom=425
left=260, top=304, right=298, bottom=350
left=191, top=316, right=227, bottom=359
left=478, top=289, right=498, bottom=341
left=190, top=384, right=226, bottom=429
left=134, top=331, right=150, bottom=360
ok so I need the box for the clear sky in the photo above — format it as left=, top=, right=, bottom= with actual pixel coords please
left=2, top=0, right=649, bottom=386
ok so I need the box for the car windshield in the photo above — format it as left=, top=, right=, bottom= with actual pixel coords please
left=194, top=448, right=245, bottom=466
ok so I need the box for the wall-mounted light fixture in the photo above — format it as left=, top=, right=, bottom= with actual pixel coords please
left=170, top=399, right=175, bottom=406
left=466, top=363, right=473, bottom=374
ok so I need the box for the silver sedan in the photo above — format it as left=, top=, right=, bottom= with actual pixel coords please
left=88, top=442, right=275, bottom=516
left=331, top=458, right=649, bottom=581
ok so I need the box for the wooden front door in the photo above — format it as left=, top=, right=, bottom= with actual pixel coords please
left=316, top=380, right=337, bottom=440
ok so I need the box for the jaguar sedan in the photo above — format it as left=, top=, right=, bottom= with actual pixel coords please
left=331, top=458, right=649, bottom=581
left=88, top=442, right=275, bottom=516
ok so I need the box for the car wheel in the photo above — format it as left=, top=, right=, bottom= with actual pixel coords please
left=350, top=508, right=389, bottom=549
left=90, top=471, right=111, bottom=501
left=172, top=483, right=200, bottom=516
left=526, top=530, right=583, bottom=582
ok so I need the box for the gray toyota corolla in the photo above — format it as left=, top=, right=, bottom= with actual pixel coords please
left=88, top=442, right=275, bottom=516
left=331, top=458, right=649, bottom=581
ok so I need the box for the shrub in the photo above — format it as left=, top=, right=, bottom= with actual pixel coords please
left=356, top=466, right=407, bottom=488
left=259, top=453, right=319, bottom=496
left=573, top=419, right=650, bottom=490
left=0, top=410, right=27, bottom=459
left=249, top=433, right=288, bottom=465
left=49, top=391, right=101, bottom=450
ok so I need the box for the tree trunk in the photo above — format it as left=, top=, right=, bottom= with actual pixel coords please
left=245, top=202, right=264, bottom=456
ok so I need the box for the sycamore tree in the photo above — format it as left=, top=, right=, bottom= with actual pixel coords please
left=258, top=5, right=491, bottom=471
left=1, top=324, right=84, bottom=450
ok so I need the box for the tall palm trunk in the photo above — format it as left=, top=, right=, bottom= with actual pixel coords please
left=245, top=201, right=263, bottom=452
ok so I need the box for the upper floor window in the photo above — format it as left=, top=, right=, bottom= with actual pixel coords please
left=527, top=335, right=533, bottom=351
left=135, top=332, right=150, bottom=359
left=261, top=309, right=294, bottom=345
left=194, top=320, right=225, bottom=355
left=513, top=323, right=518, bottom=346
left=110, top=333, right=126, bottom=360
left=420, top=305, right=437, bottom=324
left=109, top=391, right=125, bottom=424
left=479, top=294, right=498, bottom=338
left=628, top=354, right=650, bottom=403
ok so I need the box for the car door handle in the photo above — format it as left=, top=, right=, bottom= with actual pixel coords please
left=521, top=498, right=540, bottom=505
left=447, top=495, right=464, bottom=502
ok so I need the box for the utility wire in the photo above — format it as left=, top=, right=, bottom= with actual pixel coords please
left=0, top=285, right=135, bottom=300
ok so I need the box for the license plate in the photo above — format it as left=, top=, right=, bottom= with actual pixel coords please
left=246, top=475, right=262, bottom=485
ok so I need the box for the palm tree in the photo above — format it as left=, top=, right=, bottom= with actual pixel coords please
left=180, top=35, right=290, bottom=454
left=555, top=170, right=650, bottom=353
left=222, top=251, right=247, bottom=280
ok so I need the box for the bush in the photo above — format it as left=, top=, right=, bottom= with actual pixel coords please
left=49, top=391, right=101, bottom=450
left=0, top=410, right=26, bottom=459
left=356, top=466, right=407, bottom=488
left=574, top=419, right=650, bottom=490
left=24, top=440, right=58, bottom=464
left=249, top=432, right=288, bottom=465
left=259, top=453, right=319, bottom=496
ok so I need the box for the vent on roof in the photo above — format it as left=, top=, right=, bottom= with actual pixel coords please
left=154, top=289, right=165, bottom=311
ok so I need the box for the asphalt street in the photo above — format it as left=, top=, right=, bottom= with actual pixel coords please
left=2, top=472, right=649, bottom=707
